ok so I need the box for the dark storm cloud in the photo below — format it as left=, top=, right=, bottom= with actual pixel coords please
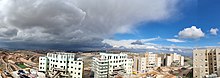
left=0, top=0, right=179, bottom=49
left=131, top=40, right=144, bottom=45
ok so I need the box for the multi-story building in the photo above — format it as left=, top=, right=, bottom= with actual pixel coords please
left=38, top=52, right=83, bottom=78
left=145, top=52, right=162, bottom=70
left=193, top=48, right=220, bottom=78
left=92, top=53, right=133, bottom=78
left=133, top=57, right=147, bottom=73
left=134, top=52, right=185, bottom=74
left=165, top=53, right=184, bottom=67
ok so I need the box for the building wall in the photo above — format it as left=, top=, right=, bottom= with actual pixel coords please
left=157, top=57, right=161, bottom=67
left=38, top=52, right=83, bottom=78
left=193, top=49, right=207, bottom=78
left=92, top=53, right=133, bottom=78
left=166, top=56, right=172, bottom=67
left=38, top=57, right=47, bottom=72
left=164, top=53, right=184, bottom=67
left=180, top=56, right=184, bottom=66
left=193, top=49, right=220, bottom=78
left=133, top=57, right=146, bottom=73
left=133, top=57, right=139, bottom=72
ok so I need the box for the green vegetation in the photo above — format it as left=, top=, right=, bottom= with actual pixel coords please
left=186, top=70, right=193, bottom=78
left=16, top=63, right=27, bottom=69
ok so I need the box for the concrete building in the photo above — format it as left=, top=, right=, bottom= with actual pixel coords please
left=38, top=52, right=83, bottom=78
left=193, top=48, right=220, bottom=78
left=92, top=53, right=133, bottom=78
left=145, top=52, right=162, bottom=70
left=165, top=53, right=184, bottom=67
left=133, top=57, right=147, bottom=73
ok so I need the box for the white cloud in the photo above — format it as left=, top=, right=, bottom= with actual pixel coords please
left=0, top=0, right=179, bottom=49
left=103, top=38, right=192, bottom=53
left=102, top=38, right=159, bottom=49
left=178, top=26, right=205, bottom=39
left=169, top=48, right=174, bottom=51
left=210, top=28, right=218, bottom=35
left=166, top=38, right=185, bottom=43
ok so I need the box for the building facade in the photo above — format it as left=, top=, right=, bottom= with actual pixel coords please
left=165, top=53, right=184, bottom=67
left=145, top=52, right=162, bottom=70
left=193, top=48, right=220, bottom=78
left=38, top=52, right=83, bottom=78
left=133, top=57, right=147, bottom=73
left=92, top=53, right=133, bottom=78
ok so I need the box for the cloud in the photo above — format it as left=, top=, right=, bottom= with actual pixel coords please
left=178, top=26, right=205, bottom=39
left=131, top=40, right=144, bottom=45
left=103, top=38, right=193, bottom=55
left=102, top=38, right=159, bottom=49
left=166, top=38, right=185, bottom=43
left=169, top=48, right=174, bottom=51
left=0, top=0, right=179, bottom=49
left=210, top=28, right=218, bottom=35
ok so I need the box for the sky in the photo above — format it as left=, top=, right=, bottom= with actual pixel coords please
left=0, top=0, right=219, bottom=56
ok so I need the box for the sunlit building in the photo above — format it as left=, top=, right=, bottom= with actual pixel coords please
left=133, top=57, right=147, bottom=73
left=193, top=48, right=220, bottom=78
left=165, top=53, right=184, bottom=67
left=145, top=52, right=162, bottom=70
left=38, top=52, right=83, bottom=78
left=92, top=53, right=133, bottom=78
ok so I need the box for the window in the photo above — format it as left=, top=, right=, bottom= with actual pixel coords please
left=78, top=68, right=81, bottom=70
left=78, top=73, right=80, bottom=75
left=79, top=63, right=81, bottom=65
left=60, top=61, right=62, bottom=63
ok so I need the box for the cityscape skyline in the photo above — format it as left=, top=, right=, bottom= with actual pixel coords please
left=0, top=0, right=219, bottom=56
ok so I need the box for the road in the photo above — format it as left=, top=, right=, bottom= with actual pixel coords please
left=1, top=55, right=20, bottom=78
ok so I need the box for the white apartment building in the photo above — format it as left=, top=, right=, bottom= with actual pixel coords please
left=92, top=53, right=133, bottom=78
left=38, top=52, right=83, bottom=78
left=165, top=53, right=184, bottom=67
left=133, top=57, right=147, bottom=73
left=145, top=52, right=162, bottom=70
